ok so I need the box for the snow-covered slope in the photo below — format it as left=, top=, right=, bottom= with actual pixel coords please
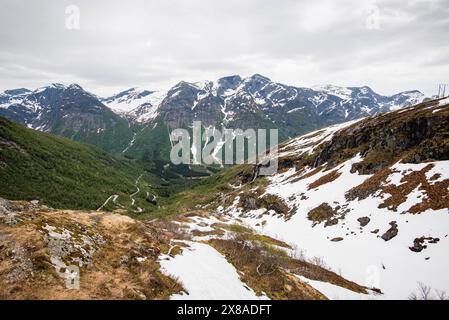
left=225, top=158, right=449, bottom=299
left=159, top=241, right=269, bottom=300
left=101, top=88, right=165, bottom=122
left=204, top=99, right=449, bottom=299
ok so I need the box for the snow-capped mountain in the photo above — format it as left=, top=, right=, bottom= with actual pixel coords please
left=0, top=83, right=133, bottom=153
left=104, top=75, right=424, bottom=138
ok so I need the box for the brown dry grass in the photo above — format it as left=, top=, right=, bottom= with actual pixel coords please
left=213, top=223, right=292, bottom=249
left=346, top=162, right=449, bottom=214
left=238, top=191, right=291, bottom=218
left=380, top=164, right=449, bottom=213
left=208, top=232, right=368, bottom=299
left=380, top=164, right=434, bottom=211
left=208, top=237, right=327, bottom=300
left=289, top=166, right=323, bottom=183
left=345, top=167, right=393, bottom=201
left=0, top=202, right=184, bottom=300
left=307, top=203, right=337, bottom=225
left=308, top=169, right=342, bottom=190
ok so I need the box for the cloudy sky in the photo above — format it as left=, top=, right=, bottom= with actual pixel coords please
left=0, top=0, right=448, bottom=97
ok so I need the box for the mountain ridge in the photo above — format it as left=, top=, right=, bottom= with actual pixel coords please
left=0, top=76, right=425, bottom=168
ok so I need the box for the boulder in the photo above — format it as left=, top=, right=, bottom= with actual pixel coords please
left=357, top=216, right=370, bottom=227
left=381, top=221, right=398, bottom=241
left=330, top=237, right=344, bottom=242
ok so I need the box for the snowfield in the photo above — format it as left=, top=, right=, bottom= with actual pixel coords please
left=218, top=123, right=449, bottom=299
left=101, top=88, right=165, bottom=122
left=159, top=242, right=269, bottom=300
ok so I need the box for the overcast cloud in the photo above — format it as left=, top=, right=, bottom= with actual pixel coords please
left=0, top=0, right=448, bottom=96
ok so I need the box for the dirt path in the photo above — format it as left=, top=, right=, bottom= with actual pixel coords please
left=96, top=194, right=118, bottom=211
left=130, top=174, right=143, bottom=213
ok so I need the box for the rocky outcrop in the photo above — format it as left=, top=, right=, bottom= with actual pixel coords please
left=0, top=198, right=184, bottom=299
left=381, top=221, right=399, bottom=241
left=311, top=99, right=449, bottom=173
left=409, top=237, right=440, bottom=252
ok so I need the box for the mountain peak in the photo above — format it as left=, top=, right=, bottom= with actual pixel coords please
left=67, top=83, right=83, bottom=90
left=218, top=75, right=242, bottom=83
left=247, top=74, right=271, bottom=82
left=3, top=88, right=31, bottom=96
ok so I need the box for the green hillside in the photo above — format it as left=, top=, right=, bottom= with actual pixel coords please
left=0, top=116, right=155, bottom=210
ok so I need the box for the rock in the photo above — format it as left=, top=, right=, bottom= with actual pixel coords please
left=2, top=213, right=19, bottom=226
left=0, top=197, right=11, bottom=214
left=146, top=195, right=157, bottom=205
left=381, top=221, right=398, bottom=241
left=371, top=229, right=379, bottom=234
left=30, top=200, right=39, bottom=205
left=244, top=197, right=257, bottom=210
left=324, top=218, right=339, bottom=227
left=357, top=216, right=370, bottom=227
left=330, top=237, right=344, bottom=242
left=0, top=198, right=20, bottom=226
left=119, top=255, right=129, bottom=265
left=409, top=237, right=440, bottom=252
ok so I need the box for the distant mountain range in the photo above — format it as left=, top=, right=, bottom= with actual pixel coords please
left=0, top=74, right=424, bottom=162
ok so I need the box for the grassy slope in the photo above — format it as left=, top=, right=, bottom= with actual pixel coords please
left=0, top=116, right=154, bottom=210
